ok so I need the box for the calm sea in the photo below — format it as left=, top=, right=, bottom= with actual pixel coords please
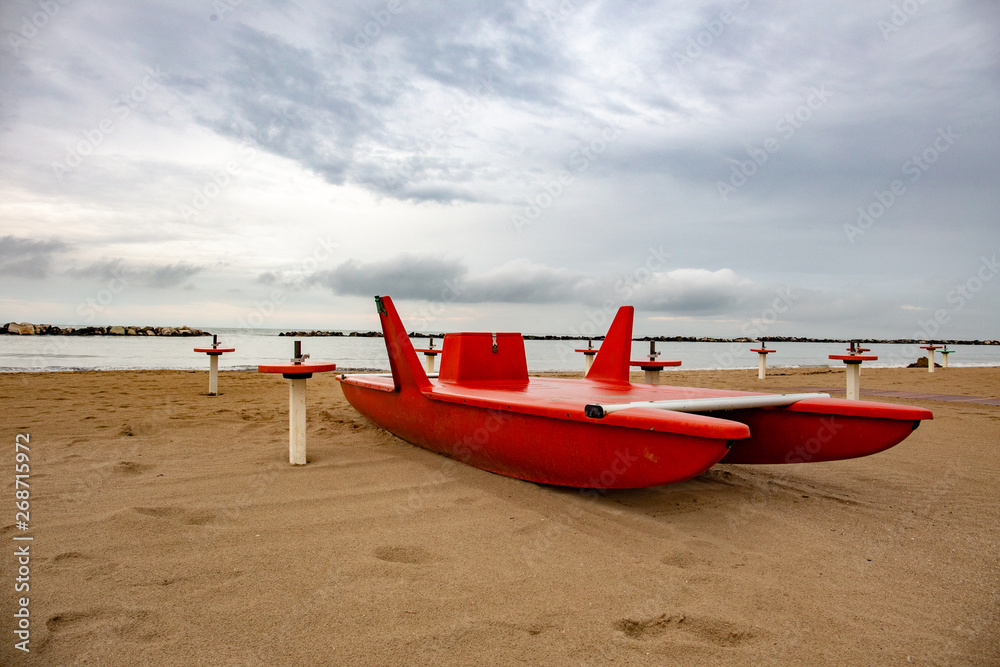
left=1, top=328, right=997, bottom=372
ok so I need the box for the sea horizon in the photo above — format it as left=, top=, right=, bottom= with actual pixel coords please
left=5, top=322, right=999, bottom=346
left=2, top=331, right=997, bottom=374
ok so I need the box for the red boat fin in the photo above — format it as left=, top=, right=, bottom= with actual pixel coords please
left=586, top=306, right=633, bottom=383
left=374, top=295, right=432, bottom=394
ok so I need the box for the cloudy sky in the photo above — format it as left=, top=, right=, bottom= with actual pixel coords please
left=1, top=0, right=998, bottom=338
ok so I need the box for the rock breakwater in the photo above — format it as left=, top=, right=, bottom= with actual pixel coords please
left=3, top=322, right=210, bottom=336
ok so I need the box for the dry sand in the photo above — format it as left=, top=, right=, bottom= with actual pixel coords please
left=1, top=366, right=998, bottom=665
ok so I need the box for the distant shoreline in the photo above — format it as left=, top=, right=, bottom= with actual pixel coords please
left=3, top=321, right=998, bottom=345
left=276, top=330, right=1000, bottom=345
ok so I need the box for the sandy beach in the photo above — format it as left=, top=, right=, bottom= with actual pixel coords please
left=1, top=366, right=997, bottom=665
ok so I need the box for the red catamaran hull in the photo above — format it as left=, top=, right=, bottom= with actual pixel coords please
left=337, top=296, right=932, bottom=489
left=340, top=380, right=734, bottom=488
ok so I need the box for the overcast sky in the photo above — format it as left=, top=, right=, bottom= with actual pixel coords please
left=1, top=0, right=998, bottom=338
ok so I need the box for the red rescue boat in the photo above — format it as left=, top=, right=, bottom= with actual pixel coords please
left=337, top=296, right=932, bottom=488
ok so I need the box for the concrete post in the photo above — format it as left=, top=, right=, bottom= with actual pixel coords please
left=846, top=362, right=860, bottom=400
left=289, top=377, right=307, bottom=465
left=209, top=354, right=219, bottom=395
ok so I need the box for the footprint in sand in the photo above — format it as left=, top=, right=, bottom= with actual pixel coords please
left=111, top=460, right=152, bottom=475
left=615, top=613, right=755, bottom=647
left=46, top=609, right=158, bottom=641
left=373, top=545, right=433, bottom=564
left=131, top=506, right=217, bottom=526
left=48, top=551, right=118, bottom=580
left=46, top=611, right=90, bottom=633
left=660, top=551, right=699, bottom=569
left=51, top=551, right=88, bottom=564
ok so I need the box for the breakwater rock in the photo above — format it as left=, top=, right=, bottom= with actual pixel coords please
left=279, top=330, right=344, bottom=337
left=279, top=330, right=381, bottom=337
left=3, top=322, right=210, bottom=336
left=907, top=357, right=943, bottom=368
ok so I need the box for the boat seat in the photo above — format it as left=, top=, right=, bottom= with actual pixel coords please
left=438, top=332, right=529, bottom=386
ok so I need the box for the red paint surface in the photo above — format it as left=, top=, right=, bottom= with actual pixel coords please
left=258, top=363, right=338, bottom=374
left=629, top=359, right=682, bottom=369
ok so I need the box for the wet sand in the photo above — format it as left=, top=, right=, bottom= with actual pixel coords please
left=1, top=366, right=997, bottom=665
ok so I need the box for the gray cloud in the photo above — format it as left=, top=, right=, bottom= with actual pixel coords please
left=309, top=255, right=592, bottom=304
left=310, top=254, right=772, bottom=318
left=0, top=236, right=71, bottom=278
left=629, top=268, right=754, bottom=314
left=460, top=259, right=596, bottom=303
left=310, top=255, right=466, bottom=300
left=66, top=259, right=203, bottom=288
left=143, top=262, right=203, bottom=288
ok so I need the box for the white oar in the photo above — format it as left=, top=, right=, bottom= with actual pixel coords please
left=584, top=392, right=830, bottom=419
